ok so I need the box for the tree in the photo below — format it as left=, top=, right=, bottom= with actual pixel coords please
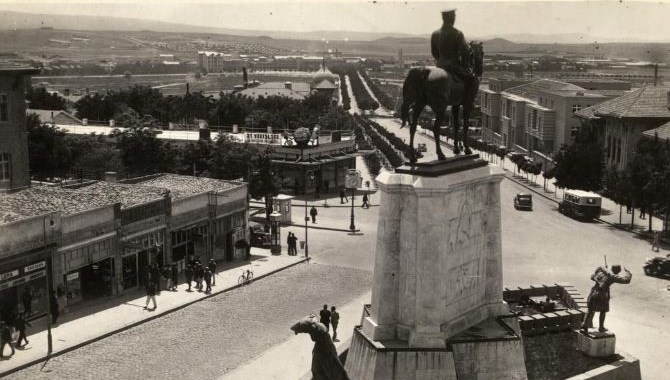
left=111, top=109, right=170, bottom=176
left=124, top=70, right=132, bottom=86
left=625, top=135, right=670, bottom=231
left=67, top=134, right=124, bottom=180
left=26, top=87, right=67, bottom=110
left=180, top=140, right=213, bottom=176
left=603, top=168, right=634, bottom=226
left=248, top=148, right=282, bottom=224
left=553, top=128, right=604, bottom=191
left=26, top=113, right=73, bottom=180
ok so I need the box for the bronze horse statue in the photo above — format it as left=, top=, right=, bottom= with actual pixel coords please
left=400, top=41, right=484, bottom=162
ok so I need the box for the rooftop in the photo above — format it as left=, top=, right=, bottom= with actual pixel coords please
left=0, top=65, right=40, bottom=75
left=503, top=79, right=586, bottom=102
left=590, top=86, right=670, bottom=119
left=0, top=175, right=241, bottom=224
left=642, top=121, right=670, bottom=141
left=129, top=174, right=237, bottom=199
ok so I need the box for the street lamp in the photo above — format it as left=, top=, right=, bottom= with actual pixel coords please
left=345, top=169, right=362, bottom=233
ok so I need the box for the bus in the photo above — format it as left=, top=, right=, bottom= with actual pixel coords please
left=558, top=190, right=602, bottom=220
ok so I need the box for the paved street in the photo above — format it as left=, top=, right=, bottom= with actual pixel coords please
left=5, top=166, right=669, bottom=380
left=5, top=264, right=372, bottom=380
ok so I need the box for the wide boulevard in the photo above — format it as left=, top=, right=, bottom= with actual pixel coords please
left=7, top=168, right=669, bottom=379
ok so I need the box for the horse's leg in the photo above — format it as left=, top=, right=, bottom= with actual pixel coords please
left=452, top=106, right=461, bottom=154
left=463, top=104, right=473, bottom=155
left=408, top=103, right=422, bottom=163
left=433, top=107, right=446, bottom=160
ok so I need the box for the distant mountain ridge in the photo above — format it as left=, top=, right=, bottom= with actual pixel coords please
left=0, top=10, right=664, bottom=44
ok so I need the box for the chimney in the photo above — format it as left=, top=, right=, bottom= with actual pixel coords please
left=104, top=171, right=118, bottom=182
left=285, top=81, right=292, bottom=90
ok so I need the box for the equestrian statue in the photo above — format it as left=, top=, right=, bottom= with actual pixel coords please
left=400, top=8, right=484, bottom=162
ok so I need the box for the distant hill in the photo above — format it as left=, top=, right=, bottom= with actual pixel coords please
left=0, top=10, right=418, bottom=42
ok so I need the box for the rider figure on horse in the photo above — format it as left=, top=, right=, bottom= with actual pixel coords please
left=431, top=8, right=475, bottom=91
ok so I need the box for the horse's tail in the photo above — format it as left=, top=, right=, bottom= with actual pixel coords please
left=401, top=68, right=429, bottom=128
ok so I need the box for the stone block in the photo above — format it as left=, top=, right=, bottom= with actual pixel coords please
left=576, top=331, right=616, bottom=357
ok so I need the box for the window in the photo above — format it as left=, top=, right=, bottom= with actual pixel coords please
left=0, top=153, right=10, bottom=181
left=484, top=93, right=489, bottom=108
left=571, top=104, right=582, bottom=113
left=0, top=94, right=7, bottom=121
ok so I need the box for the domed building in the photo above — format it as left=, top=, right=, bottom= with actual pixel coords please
left=310, top=62, right=340, bottom=105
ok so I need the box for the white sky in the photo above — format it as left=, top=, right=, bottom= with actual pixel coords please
left=0, top=0, right=669, bottom=41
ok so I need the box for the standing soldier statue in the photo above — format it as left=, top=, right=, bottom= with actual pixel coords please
left=581, top=264, right=632, bottom=333
left=430, top=8, right=476, bottom=90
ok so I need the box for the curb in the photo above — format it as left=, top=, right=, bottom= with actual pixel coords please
left=504, top=173, right=659, bottom=244
left=0, top=257, right=309, bottom=378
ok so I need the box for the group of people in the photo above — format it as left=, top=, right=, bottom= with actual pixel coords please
left=286, top=232, right=300, bottom=255
left=0, top=313, right=31, bottom=358
left=144, top=257, right=219, bottom=311
left=319, top=304, right=340, bottom=342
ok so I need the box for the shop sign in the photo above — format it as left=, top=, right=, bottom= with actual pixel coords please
left=67, top=272, right=80, bottom=281
left=0, top=269, right=19, bottom=281
left=245, top=132, right=282, bottom=145
left=0, top=270, right=45, bottom=290
left=24, top=261, right=46, bottom=273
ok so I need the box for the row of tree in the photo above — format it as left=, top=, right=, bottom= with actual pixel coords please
left=354, top=116, right=403, bottom=167
left=73, top=85, right=351, bottom=132
left=26, top=87, right=68, bottom=110
left=366, top=119, right=416, bottom=160
left=331, top=64, right=379, bottom=112
left=337, top=73, right=351, bottom=111
left=358, top=70, right=395, bottom=111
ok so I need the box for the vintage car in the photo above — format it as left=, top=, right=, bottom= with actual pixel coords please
left=249, top=221, right=271, bottom=248
left=514, top=193, right=533, bottom=211
left=417, top=143, right=427, bottom=152
left=643, top=254, right=670, bottom=277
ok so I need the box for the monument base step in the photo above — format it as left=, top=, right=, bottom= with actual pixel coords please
left=577, top=330, right=616, bottom=357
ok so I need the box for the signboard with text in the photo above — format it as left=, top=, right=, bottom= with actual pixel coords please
left=245, top=132, right=282, bottom=145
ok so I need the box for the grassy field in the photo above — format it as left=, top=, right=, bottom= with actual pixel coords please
left=31, top=72, right=321, bottom=97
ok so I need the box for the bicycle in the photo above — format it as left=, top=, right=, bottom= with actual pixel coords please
left=238, top=267, right=254, bottom=285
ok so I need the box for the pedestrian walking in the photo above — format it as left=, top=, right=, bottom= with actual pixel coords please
left=185, top=264, right=194, bottom=291
left=195, top=263, right=204, bottom=291
left=287, top=232, right=294, bottom=255
left=310, top=206, right=318, bottom=224
left=203, top=267, right=213, bottom=293
left=319, top=304, right=331, bottom=332
left=21, top=288, right=33, bottom=317
left=291, top=233, right=298, bottom=255
left=208, top=259, right=217, bottom=286
left=170, top=263, right=179, bottom=291
left=50, top=291, right=59, bottom=325
left=144, top=282, right=157, bottom=310
left=639, top=207, right=646, bottom=220
left=361, top=194, right=370, bottom=209
left=330, top=306, right=340, bottom=341
left=14, top=313, right=31, bottom=348
left=0, top=321, right=14, bottom=358
left=164, top=265, right=173, bottom=291
left=652, top=231, right=661, bottom=252
left=339, top=189, right=348, bottom=204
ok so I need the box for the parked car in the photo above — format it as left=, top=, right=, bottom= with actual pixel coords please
left=514, top=193, right=533, bottom=211
left=417, top=143, right=427, bottom=152
left=558, top=190, right=601, bottom=220
left=643, top=254, right=670, bottom=277
left=249, top=222, right=271, bottom=248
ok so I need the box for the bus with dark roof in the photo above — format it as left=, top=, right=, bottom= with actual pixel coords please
left=558, top=190, right=602, bottom=220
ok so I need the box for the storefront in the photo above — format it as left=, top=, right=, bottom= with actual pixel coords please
left=170, top=224, right=208, bottom=271
left=0, top=258, right=49, bottom=321
left=121, top=229, right=166, bottom=291
left=59, top=235, right=116, bottom=306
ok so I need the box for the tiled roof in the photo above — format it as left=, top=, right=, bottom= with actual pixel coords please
left=238, top=88, right=305, bottom=100
left=592, top=86, right=670, bottom=118
left=132, top=174, right=236, bottom=199
left=27, top=109, right=82, bottom=124
left=574, top=105, right=599, bottom=120
left=0, top=175, right=242, bottom=224
left=312, top=79, right=338, bottom=90
left=503, top=79, right=586, bottom=102
left=642, top=121, right=670, bottom=141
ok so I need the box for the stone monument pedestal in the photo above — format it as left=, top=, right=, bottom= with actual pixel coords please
left=577, top=330, right=616, bottom=357
left=345, top=156, right=527, bottom=380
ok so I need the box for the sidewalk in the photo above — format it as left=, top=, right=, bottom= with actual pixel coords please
left=0, top=250, right=307, bottom=377
left=220, top=291, right=371, bottom=380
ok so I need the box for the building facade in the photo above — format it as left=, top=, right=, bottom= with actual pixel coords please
left=483, top=78, right=625, bottom=155
left=576, top=86, right=670, bottom=171
left=0, top=66, right=40, bottom=191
